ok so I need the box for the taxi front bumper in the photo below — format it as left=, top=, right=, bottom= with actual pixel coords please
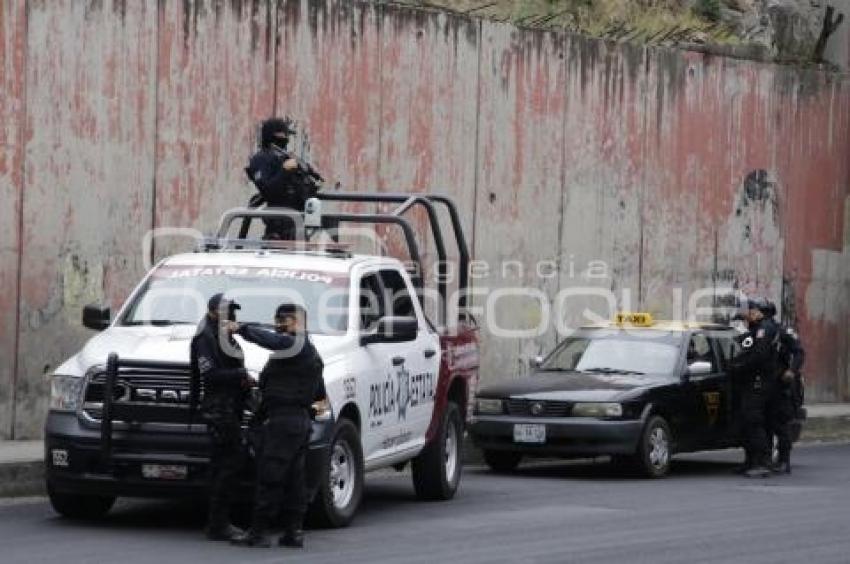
left=470, top=415, right=643, bottom=457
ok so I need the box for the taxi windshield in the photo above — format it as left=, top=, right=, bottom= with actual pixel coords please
left=120, top=265, right=349, bottom=334
left=540, top=331, right=680, bottom=376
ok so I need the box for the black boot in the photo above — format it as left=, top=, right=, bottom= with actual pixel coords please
left=204, top=522, right=244, bottom=542
left=769, top=460, right=791, bottom=474
left=231, top=529, right=272, bottom=548
left=279, top=529, right=305, bottom=548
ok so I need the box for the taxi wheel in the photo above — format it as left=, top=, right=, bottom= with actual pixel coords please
left=483, top=450, right=522, bottom=473
left=47, top=482, right=115, bottom=520
left=308, top=418, right=364, bottom=528
left=636, top=416, right=672, bottom=478
left=412, top=402, right=463, bottom=501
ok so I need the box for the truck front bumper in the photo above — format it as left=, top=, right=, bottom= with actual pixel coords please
left=45, top=412, right=332, bottom=499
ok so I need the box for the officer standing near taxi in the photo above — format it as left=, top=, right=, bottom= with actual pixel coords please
left=761, top=301, right=805, bottom=474
left=728, top=297, right=779, bottom=478
left=190, top=293, right=251, bottom=541
left=230, top=303, right=328, bottom=549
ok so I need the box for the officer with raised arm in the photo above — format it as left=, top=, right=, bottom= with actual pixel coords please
left=230, top=303, right=328, bottom=549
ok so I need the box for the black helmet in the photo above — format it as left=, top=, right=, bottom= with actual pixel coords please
left=745, top=297, right=770, bottom=313
left=261, top=117, right=296, bottom=149
left=760, top=300, right=777, bottom=318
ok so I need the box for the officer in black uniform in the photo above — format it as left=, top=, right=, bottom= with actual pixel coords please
left=246, top=117, right=324, bottom=240
left=728, top=297, right=780, bottom=478
left=231, top=303, right=328, bottom=548
left=190, top=293, right=251, bottom=541
left=761, top=301, right=805, bottom=474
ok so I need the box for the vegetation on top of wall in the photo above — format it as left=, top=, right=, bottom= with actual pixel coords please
left=386, top=0, right=843, bottom=67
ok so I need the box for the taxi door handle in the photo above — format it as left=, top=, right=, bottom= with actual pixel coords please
left=424, top=349, right=436, bottom=359
left=392, top=356, right=405, bottom=366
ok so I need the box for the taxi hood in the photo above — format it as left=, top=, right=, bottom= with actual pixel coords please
left=57, top=325, right=347, bottom=377
left=478, top=370, right=673, bottom=403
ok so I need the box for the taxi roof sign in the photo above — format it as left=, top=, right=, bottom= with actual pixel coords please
left=614, top=312, right=654, bottom=327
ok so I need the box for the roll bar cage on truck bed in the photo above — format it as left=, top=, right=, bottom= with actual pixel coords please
left=226, top=191, right=473, bottom=324
left=75, top=191, right=479, bottom=525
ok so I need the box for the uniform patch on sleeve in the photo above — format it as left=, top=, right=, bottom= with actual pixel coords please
left=756, top=328, right=765, bottom=338
left=198, top=357, right=213, bottom=374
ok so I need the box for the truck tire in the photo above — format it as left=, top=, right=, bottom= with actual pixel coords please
left=635, top=415, right=672, bottom=478
left=412, top=402, right=463, bottom=501
left=47, top=483, right=115, bottom=520
left=483, top=450, right=522, bottom=473
left=308, top=418, right=364, bottom=528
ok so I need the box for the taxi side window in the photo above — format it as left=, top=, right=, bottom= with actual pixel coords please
left=687, top=333, right=717, bottom=371
left=358, top=273, right=384, bottom=331
left=715, top=336, right=740, bottom=368
left=378, top=269, right=416, bottom=318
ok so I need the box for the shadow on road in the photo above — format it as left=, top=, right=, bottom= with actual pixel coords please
left=467, top=453, right=743, bottom=481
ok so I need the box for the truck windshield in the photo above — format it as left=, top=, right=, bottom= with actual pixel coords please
left=120, top=265, right=349, bottom=334
left=540, top=332, right=680, bottom=376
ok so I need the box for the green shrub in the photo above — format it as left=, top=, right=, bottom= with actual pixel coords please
left=693, top=0, right=721, bottom=22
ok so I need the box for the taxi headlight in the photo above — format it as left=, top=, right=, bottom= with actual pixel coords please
left=572, top=402, right=623, bottom=418
left=312, top=399, right=333, bottom=422
left=49, top=374, right=85, bottom=412
left=475, top=398, right=504, bottom=415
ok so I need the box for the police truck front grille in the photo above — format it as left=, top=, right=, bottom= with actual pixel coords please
left=82, top=370, right=201, bottom=423
left=505, top=399, right=572, bottom=417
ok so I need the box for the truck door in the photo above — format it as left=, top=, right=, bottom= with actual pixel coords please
left=353, top=270, right=395, bottom=461
left=377, top=268, right=441, bottom=454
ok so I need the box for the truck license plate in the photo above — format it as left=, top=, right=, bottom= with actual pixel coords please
left=513, top=424, right=546, bottom=444
left=141, top=464, right=188, bottom=480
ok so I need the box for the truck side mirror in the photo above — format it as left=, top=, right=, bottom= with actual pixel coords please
left=82, top=304, right=111, bottom=331
left=360, top=316, right=418, bottom=346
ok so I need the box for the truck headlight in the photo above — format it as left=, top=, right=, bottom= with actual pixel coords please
left=312, top=399, right=333, bottom=422
left=572, top=402, right=622, bottom=418
left=49, top=375, right=85, bottom=412
left=475, top=398, right=504, bottom=415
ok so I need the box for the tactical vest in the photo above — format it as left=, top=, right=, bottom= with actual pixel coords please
left=259, top=340, right=324, bottom=412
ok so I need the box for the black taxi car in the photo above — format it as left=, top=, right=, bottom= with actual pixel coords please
left=470, top=313, right=780, bottom=477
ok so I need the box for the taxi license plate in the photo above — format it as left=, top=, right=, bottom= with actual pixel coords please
left=141, top=464, right=188, bottom=480
left=513, top=424, right=546, bottom=444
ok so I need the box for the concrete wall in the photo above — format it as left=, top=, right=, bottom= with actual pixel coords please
left=1, top=0, right=848, bottom=438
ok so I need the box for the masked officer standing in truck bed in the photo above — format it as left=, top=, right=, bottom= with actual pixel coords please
left=230, top=303, right=328, bottom=549
left=728, top=297, right=780, bottom=479
left=246, top=117, right=324, bottom=240
left=190, top=293, right=251, bottom=541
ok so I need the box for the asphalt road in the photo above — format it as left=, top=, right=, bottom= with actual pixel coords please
left=2, top=443, right=849, bottom=564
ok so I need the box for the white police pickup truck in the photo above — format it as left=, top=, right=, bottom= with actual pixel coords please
left=45, top=194, right=480, bottom=527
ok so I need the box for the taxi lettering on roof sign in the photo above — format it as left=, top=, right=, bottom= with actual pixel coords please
left=614, top=312, right=654, bottom=327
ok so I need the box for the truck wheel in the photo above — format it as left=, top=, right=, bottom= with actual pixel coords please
left=412, top=402, right=463, bottom=501
left=47, top=483, right=115, bottom=520
left=308, top=418, right=363, bottom=528
left=483, top=450, right=522, bottom=473
left=635, top=416, right=672, bottom=478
